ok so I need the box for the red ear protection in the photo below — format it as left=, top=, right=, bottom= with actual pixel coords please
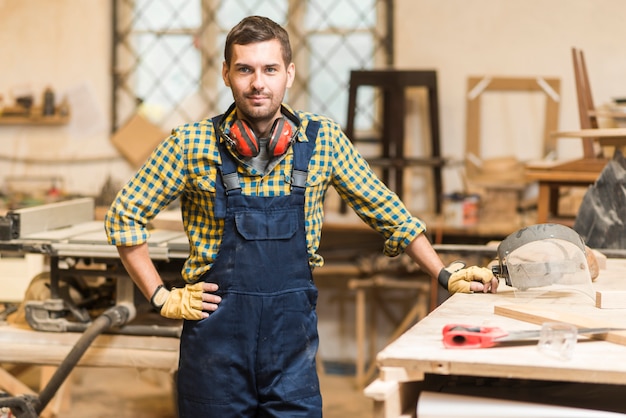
left=267, top=118, right=293, bottom=156
left=228, top=117, right=294, bottom=158
left=229, top=119, right=260, bottom=157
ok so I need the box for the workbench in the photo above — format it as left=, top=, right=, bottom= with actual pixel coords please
left=0, top=199, right=532, bottom=414
left=0, top=320, right=180, bottom=417
left=0, top=323, right=179, bottom=371
left=0, top=200, right=417, bottom=411
left=365, top=258, right=626, bottom=417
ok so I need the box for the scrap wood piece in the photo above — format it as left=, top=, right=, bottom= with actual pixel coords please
left=596, top=291, right=626, bottom=309
left=494, top=304, right=626, bottom=346
left=111, top=113, right=167, bottom=169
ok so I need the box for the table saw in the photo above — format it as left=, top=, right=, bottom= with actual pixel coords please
left=0, top=197, right=188, bottom=337
left=0, top=198, right=194, bottom=416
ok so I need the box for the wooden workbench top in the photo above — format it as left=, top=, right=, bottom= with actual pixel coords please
left=376, top=259, right=626, bottom=385
left=0, top=323, right=180, bottom=371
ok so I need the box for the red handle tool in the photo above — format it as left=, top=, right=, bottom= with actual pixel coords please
left=442, top=323, right=621, bottom=349
left=442, top=324, right=510, bottom=348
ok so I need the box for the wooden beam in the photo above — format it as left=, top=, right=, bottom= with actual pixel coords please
left=0, top=366, right=36, bottom=396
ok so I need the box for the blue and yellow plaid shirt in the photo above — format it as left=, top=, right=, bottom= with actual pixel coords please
left=105, top=105, right=426, bottom=283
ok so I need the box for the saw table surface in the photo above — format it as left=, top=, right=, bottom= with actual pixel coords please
left=366, top=258, right=626, bottom=417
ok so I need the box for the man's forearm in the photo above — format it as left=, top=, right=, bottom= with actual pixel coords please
left=404, top=233, right=445, bottom=278
left=117, top=242, right=163, bottom=301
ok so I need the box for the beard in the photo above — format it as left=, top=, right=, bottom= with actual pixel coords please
left=234, top=90, right=282, bottom=125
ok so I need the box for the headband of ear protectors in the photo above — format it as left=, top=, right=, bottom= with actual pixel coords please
left=216, top=103, right=301, bottom=158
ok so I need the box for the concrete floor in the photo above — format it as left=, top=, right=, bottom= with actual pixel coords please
left=36, top=365, right=374, bottom=417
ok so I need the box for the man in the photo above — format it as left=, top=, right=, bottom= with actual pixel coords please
left=105, top=16, right=497, bottom=417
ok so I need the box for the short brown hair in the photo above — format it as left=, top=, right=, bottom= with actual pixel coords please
left=224, top=16, right=292, bottom=67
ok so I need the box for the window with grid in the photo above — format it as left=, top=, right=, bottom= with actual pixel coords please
left=112, top=0, right=392, bottom=133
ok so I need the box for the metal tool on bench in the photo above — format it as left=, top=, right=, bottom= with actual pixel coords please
left=442, top=323, right=623, bottom=349
left=491, top=223, right=595, bottom=300
left=0, top=198, right=187, bottom=337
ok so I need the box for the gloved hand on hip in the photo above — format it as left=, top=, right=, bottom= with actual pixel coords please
left=438, top=261, right=498, bottom=294
left=150, top=282, right=220, bottom=320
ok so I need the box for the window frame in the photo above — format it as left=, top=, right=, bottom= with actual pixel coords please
left=111, top=0, right=393, bottom=131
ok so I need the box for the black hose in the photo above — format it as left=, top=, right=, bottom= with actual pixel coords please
left=34, top=303, right=135, bottom=415
left=61, top=321, right=182, bottom=338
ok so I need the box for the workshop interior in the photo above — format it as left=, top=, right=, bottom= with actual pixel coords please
left=2, top=1, right=626, bottom=417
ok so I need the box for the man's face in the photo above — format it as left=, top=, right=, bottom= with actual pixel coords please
left=222, top=39, right=295, bottom=127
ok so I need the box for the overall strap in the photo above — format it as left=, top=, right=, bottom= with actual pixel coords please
left=291, top=120, right=321, bottom=190
left=213, top=115, right=240, bottom=218
left=213, top=116, right=321, bottom=216
left=213, top=115, right=241, bottom=190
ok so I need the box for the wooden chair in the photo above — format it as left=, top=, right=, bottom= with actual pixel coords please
left=572, top=47, right=601, bottom=158
left=527, top=48, right=626, bottom=224
left=567, top=47, right=626, bottom=155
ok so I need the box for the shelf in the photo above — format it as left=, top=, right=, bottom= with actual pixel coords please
left=0, top=114, right=70, bottom=125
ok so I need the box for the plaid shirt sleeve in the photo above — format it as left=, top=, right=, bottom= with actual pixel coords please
left=301, top=112, right=427, bottom=258
left=104, top=126, right=190, bottom=246
left=105, top=119, right=225, bottom=282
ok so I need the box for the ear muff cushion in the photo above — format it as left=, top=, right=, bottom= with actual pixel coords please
left=267, top=118, right=293, bottom=156
left=230, top=120, right=260, bottom=157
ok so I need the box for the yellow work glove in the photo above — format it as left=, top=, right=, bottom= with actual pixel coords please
left=150, top=282, right=204, bottom=320
left=438, top=261, right=495, bottom=294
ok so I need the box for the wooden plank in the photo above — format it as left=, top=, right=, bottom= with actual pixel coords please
left=525, top=169, right=600, bottom=182
left=465, top=77, right=482, bottom=166
left=494, top=304, right=626, bottom=346
left=0, top=325, right=179, bottom=371
left=379, top=366, right=412, bottom=383
left=552, top=128, right=626, bottom=138
left=0, top=114, right=70, bottom=125
left=543, top=81, right=561, bottom=155
left=0, top=325, right=179, bottom=351
left=0, top=366, right=36, bottom=396
left=1, top=343, right=179, bottom=371
left=596, top=290, right=626, bottom=309
left=365, top=379, right=421, bottom=418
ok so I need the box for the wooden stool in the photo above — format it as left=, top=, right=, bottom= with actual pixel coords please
left=344, top=70, right=446, bottom=213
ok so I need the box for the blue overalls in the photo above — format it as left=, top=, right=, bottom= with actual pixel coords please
left=177, top=120, right=323, bottom=417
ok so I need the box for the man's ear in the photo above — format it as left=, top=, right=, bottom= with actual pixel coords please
left=286, top=62, right=295, bottom=89
left=222, top=61, right=231, bottom=87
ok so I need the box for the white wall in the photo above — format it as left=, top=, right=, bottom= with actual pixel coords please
left=0, top=0, right=130, bottom=198
left=396, top=0, right=626, bottom=198
left=2, top=0, right=624, bottom=200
